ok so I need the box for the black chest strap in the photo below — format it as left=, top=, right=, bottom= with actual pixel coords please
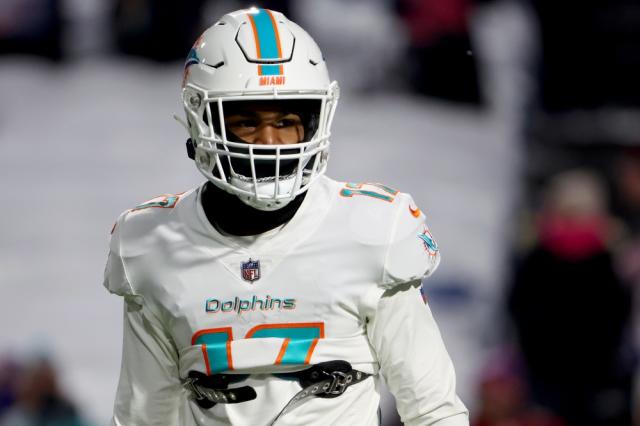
left=183, top=360, right=371, bottom=419
left=268, top=361, right=371, bottom=425
left=182, top=371, right=255, bottom=408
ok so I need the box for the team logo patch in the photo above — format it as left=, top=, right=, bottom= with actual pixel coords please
left=241, top=259, right=261, bottom=282
left=417, top=226, right=439, bottom=256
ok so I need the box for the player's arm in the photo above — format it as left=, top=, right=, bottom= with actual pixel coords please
left=367, top=196, right=469, bottom=425
left=367, top=284, right=468, bottom=425
left=104, top=217, right=183, bottom=426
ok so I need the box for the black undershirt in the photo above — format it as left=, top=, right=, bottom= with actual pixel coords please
left=201, top=181, right=307, bottom=236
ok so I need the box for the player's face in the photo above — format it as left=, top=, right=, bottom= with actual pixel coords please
left=225, top=108, right=305, bottom=145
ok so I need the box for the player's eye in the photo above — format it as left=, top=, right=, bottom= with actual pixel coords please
left=275, top=115, right=302, bottom=128
left=236, top=120, right=258, bottom=128
left=227, top=117, right=258, bottom=131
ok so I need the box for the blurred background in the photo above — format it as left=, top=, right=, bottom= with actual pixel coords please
left=1, top=0, right=639, bottom=425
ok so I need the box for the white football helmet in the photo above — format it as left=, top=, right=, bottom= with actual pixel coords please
left=181, top=8, right=339, bottom=211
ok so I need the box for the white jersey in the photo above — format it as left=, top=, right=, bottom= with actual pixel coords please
left=104, top=176, right=468, bottom=426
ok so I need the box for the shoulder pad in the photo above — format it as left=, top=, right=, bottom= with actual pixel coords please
left=104, top=210, right=133, bottom=297
left=333, top=181, right=403, bottom=246
left=116, top=192, right=189, bottom=255
left=381, top=193, right=440, bottom=289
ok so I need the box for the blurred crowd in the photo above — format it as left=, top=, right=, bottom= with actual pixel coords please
left=0, top=355, right=90, bottom=426
left=2, top=0, right=640, bottom=425
left=473, top=1, right=640, bottom=425
left=0, top=0, right=483, bottom=104
left=476, top=159, right=640, bottom=426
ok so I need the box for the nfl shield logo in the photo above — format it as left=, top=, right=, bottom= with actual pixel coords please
left=241, top=259, right=261, bottom=282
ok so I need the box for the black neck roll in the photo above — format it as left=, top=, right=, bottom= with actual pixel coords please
left=201, top=182, right=307, bottom=237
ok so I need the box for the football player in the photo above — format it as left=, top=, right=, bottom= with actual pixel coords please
left=104, top=8, right=468, bottom=426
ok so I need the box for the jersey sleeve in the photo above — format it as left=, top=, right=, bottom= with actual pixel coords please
left=111, top=302, right=183, bottom=426
left=381, top=195, right=441, bottom=289
left=103, top=213, right=135, bottom=297
left=367, top=284, right=469, bottom=425
left=104, top=213, right=183, bottom=425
